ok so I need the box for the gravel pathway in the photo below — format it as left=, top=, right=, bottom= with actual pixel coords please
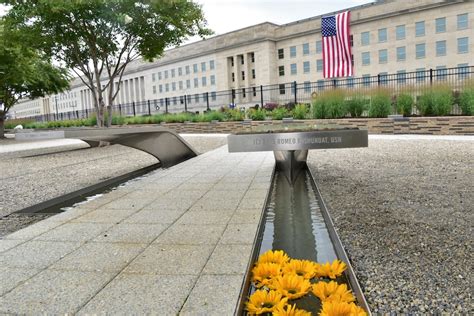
left=307, top=138, right=473, bottom=314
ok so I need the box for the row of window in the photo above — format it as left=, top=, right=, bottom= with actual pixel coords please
left=231, top=69, right=256, bottom=82
left=152, top=75, right=217, bottom=94
left=361, top=13, right=469, bottom=45
left=151, top=60, right=215, bottom=82
left=156, top=92, right=218, bottom=106
left=229, top=53, right=255, bottom=66
left=361, top=37, right=469, bottom=65
left=278, top=41, right=325, bottom=59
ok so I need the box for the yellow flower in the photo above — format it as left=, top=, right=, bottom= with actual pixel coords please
left=317, top=260, right=347, bottom=279
left=312, top=281, right=355, bottom=303
left=282, top=259, right=317, bottom=279
left=271, top=274, right=312, bottom=300
left=252, top=262, right=282, bottom=288
left=257, top=250, right=290, bottom=265
left=319, top=301, right=367, bottom=316
left=246, top=289, right=288, bottom=315
left=273, top=303, right=312, bottom=316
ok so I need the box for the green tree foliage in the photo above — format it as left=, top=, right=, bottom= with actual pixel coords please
left=2, top=0, right=211, bottom=127
left=0, top=18, right=69, bottom=137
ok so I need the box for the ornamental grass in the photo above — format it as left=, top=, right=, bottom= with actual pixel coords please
left=246, top=250, right=366, bottom=316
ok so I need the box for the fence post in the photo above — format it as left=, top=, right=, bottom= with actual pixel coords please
left=260, top=85, right=264, bottom=106
left=132, top=102, right=136, bottom=116
left=377, top=74, right=381, bottom=86
left=206, top=92, right=210, bottom=111
left=429, top=68, right=433, bottom=86
left=293, top=81, right=297, bottom=104
left=184, top=95, right=188, bottom=112
left=76, top=110, right=79, bottom=119
left=165, top=98, right=168, bottom=114
left=231, top=89, right=235, bottom=105
left=147, top=100, right=151, bottom=116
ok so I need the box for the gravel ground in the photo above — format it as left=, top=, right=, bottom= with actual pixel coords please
left=0, top=134, right=227, bottom=237
left=307, top=138, right=473, bottom=314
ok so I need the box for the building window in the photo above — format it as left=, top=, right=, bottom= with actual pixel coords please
left=316, top=59, right=323, bottom=72
left=396, top=46, right=406, bottom=61
left=165, top=83, right=169, bottom=92
left=396, top=25, right=405, bottom=40
left=178, top=67, right=182, bottom=76
left=210, top=60, right=215, bottom=70
left=416, top=21, right=425, bottom=37
left=241, top=71, right=245, bottom=80
left=172, top=82, right=176, bottom=91
left=211, top=91, right=217, bottom=101
left=195, top=94, right=199, bottom=103
left=303, top=43, right=310, bottom=55
left=158, top=72, right=162, bottom=80
left=290, top=63, right=297, bottom=75
left=278, top=48, right=284, bottom=59
left=186, top=79, right=191, bottom=89
left=179, top=81, right=183, bottom=90
left=242, top=88, right=246, bottom=98
left=416, top=68, right=425, bottom=82
left=279, top=65, right=285, bottom=76
left=457, top=63, right=469, bottom=79
left=317, top=80, right=324, bottom=91
left=202, top=77, right=207, bottom=86
left=304, top=81, right=311, bottom=93
left=193, top=64, right=198, bottom=73
left=457, top=13, right=468, bottom=30
left=164, top=70, right=169, bottom=79
left=171, top=69, right=175, bottom=78
left=378, top=28, right=387, bottom=43
left=290, top=46, right=296, bottom=58
left=303, top=61, right=310, bottom=74
left=458, top=37, right=469, bottom=54
left=416, top=43, right=425, bottom=59
left=187, top=95, right=192, bottom=104
left=362, top=52, right=370, bottom=65
left=152, top=85, right=156, bottom=94
left=436, top=17, right=446, bottom=33
left=361, top=32, right=370, bottom=46
left=210, top=75, right=216, bottom=85
left=379, top=72, right=388, bottom=85
left=378, top=49, right=388, bottom=64
left=252, top=69, right=256, bottom=79
left=436, top=40, right=446, bottom=56
left=232, top=72, right=235, bottom=82
left=185, top=66, right=190, bottom=75
left=316, top=40, right=322, bottom=54
left=397, top=70, right=406, bottom=83
left=362, top=74, right=370, bottom=87
left=436, top=66, right=447, bottom=80
left=193, top=78, right=198, bottom=88
left=230, top=57, right=234, bottom=67
left=279, top=84, right=286, bottom=95
left=252, top=87, right=257, bottom=97
left=159, top=84, right=163, bottom=93
left=240, top=55, right=244, bottom=65
left=173, top=97, right=177, bottom=105
left=201, top=62, right=206, bottom=72
left=152, top=73, right=156, bottom=82
left=251, top=53, right=255, bottom=62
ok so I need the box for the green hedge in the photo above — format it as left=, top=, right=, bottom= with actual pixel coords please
left=368, top=90, right=392, bottom=118
left=418, top=86, right=453, bottom=116
left=459, top=87, right=474, bottom=115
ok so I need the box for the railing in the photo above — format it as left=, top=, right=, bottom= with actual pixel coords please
left=15, top=65, right=474, bottom=122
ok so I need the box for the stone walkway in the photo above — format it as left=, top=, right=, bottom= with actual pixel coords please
left=0, top=145, right=274, bottom=315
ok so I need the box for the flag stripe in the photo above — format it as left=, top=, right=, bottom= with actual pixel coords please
left=322, top=11, right=353, bottom=79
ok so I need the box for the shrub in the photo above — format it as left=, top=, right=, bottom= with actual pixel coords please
left=112, top=115, right=126, bottom=125
left=263, top=103, right=278, bottom=111
left=418, top=85, right=453, bottom=116
left=226, top=109, right=245, bottom=121
left=292, top=104, right=308, bottom=119
left=248, top=108, right=266, bottom=121
left=271, top=107, right=288, bottom=120
left=368, top=89, right=392, bottom=118
left=346, top=95, right=368, bottom=118
left=311, top=89, right=346, bottom=119
left=396, top=93, right=414, bottom=116
left=459, top=87, right=474, bottom=115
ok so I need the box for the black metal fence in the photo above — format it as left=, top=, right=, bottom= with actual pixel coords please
left=17, top=65, right=474, bottom=122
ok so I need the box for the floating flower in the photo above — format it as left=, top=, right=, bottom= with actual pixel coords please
left=282, top=259, right=318, bottom=279
left=252, top=262, right=282, bottom=288
left=312, top=281, right=355, bottom=303
left=271, top=274, right=312, bottom=299
left=273, top=303, right=312, bottom=316
left=319, top=301, right=367, bottom=316
left=246, top=289, right=288, bottom=315
left=317, top=260, right=347, bottom=279
left=257, top=250, right=290, bottom=265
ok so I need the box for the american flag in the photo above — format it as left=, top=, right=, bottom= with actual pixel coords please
left=321, top=11, right=353, bottom=78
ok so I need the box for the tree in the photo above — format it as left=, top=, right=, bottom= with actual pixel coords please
left=0, top=19, right=69, bottom=138
left=2, top=0, right=211, bottom=127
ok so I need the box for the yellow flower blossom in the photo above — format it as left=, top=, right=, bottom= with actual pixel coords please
left=246, top=289, right=288, bottom=315
left=282, top=259, right=318, bottom=279
left=273, top=303, right=312, bottom=316
left=319, top=301, right=367, bottom=316
left=317, top=260, right=347, bottom=279
left=251, top=262, right=282, bottom=288
left=271, top=274, right=312, bottom=300
left=257, top=250, right=290, bottom=266
left=312, top=281, right=355, bottom=303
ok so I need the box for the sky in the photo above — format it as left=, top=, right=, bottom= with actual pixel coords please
left=1, top=1, right=373, bottom=38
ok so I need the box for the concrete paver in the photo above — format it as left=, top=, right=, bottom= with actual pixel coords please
left=0, top=145, right=275, bottom=314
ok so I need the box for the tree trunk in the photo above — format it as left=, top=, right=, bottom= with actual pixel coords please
left=0, top=117, right=5, bottom=139
left=107, top=105, right=113, bottom=127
